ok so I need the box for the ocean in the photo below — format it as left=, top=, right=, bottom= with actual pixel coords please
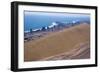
left=24, top=11, right=90, bottom=32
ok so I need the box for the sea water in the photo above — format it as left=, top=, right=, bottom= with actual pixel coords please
left=24, top=11, right=90, bottom=32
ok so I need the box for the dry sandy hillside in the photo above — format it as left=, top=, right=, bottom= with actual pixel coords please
left=24, top=23, right=90, bottom=61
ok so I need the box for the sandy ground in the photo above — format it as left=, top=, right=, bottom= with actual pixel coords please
left=40, top=42, right=90, bottom=60
left=24, top=23, right=90, bottom=61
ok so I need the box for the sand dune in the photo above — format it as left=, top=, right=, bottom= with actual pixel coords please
left=40, top=42, right=90, bottom=60
left=24, top=23, right=90, bottom=61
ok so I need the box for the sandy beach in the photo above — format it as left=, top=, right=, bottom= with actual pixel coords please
left=24, top=23, right=90, bottom=61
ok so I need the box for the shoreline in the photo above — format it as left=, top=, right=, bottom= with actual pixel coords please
left=24, top=22, right=89, bottom=42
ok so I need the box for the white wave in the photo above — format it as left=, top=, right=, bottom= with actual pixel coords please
left=48, top=22, right=58, bottom=28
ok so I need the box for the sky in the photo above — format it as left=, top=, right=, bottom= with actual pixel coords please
left=24, top=11, right=90, bottom=18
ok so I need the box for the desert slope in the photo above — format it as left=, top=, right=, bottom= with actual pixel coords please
left=24, top=23, right=90, bottom=61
